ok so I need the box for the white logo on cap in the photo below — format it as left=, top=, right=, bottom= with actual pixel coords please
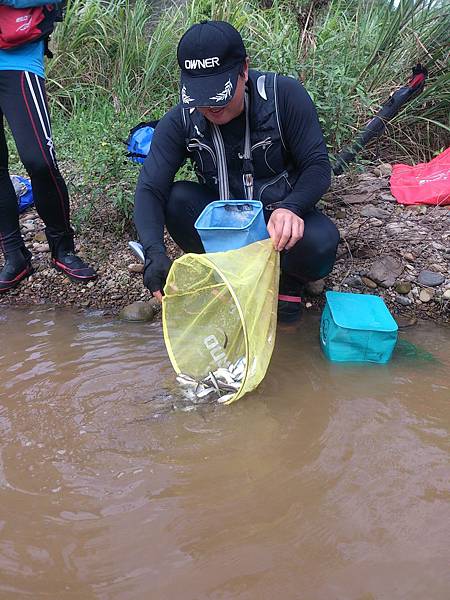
left=181, top=85, right=195, bottom=104
left=209, top=78, right=233, bottom=103
left=184, top=57, right=220, bottom=70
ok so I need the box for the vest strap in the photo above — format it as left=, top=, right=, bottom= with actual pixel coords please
left=210, top=123, right=230, bottom=200
left=242, top=90, right=254, bottom=201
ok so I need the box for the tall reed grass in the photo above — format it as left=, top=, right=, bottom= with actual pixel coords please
left=43, top=0, right=448, bottom=224
left=48, top=0, right=449, bottom=155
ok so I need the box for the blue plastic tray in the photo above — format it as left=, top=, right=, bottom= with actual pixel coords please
left=195, top=200, right=269, bottom=253
left=320, top=291, right=398, bottom=363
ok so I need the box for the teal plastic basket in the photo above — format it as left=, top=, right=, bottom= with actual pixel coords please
left=320, top=291, right=398, bottom=363
left=195, top=200, right=269, bottom=253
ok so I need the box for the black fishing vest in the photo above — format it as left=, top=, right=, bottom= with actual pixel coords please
left=181, top=70, right=299, bottom=208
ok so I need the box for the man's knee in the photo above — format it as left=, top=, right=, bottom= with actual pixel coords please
left=302, top=213, right=339, bottom=255
left=166, top=181, right=190, bottom=220
left=166, top=180, right=217, bottom=222
left=282, top=212, right=340, bottom=281
left=311, top=227, right=340, bottom=262
left=308, top=221, right=339, bottom=278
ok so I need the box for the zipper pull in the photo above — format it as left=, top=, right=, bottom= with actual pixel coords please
left=194, top=125, right=204, bottom=138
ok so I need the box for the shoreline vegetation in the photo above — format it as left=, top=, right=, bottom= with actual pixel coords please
left=2, top=0, right=449, bottom=323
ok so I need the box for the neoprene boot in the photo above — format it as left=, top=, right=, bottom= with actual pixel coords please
left=277, top=272, right=304, bottom=323
left=0, top=247, right=33, bottom=293
left=48, top=231, right=97, bottom=283
left=51, top=251, right=97, bottom=283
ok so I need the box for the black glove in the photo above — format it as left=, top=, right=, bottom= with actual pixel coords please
left=143, top=252, right=172, bottom=295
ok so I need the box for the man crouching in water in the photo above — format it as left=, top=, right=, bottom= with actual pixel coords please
left=134, top=20, right=339, bottom=323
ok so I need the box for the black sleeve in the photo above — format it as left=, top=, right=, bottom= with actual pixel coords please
left=134, top=106, right=188, bottom=255
left=276, top=75, right=331, bottom=217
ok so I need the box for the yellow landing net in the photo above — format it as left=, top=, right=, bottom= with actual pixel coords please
left=162, top=238, right=279, bottom=404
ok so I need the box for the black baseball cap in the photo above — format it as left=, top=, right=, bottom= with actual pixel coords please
left=177, top=20, right=247, bottom=108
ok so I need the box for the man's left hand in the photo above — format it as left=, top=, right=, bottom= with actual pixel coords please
left=267, top=208, right=304, bottom=252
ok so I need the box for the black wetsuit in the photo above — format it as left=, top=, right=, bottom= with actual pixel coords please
left=134, top=73, right=339, bottom=286
left=0, top=70, right=74, bottom=257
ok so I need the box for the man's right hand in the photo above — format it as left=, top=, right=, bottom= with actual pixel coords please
left=143, top=252, right=172, bottom=301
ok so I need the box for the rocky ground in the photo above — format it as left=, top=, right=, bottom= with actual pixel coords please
left=1, top=163, right=449, bottom=325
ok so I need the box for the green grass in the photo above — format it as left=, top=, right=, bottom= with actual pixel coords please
left=38, top=0, right=449, bottom=226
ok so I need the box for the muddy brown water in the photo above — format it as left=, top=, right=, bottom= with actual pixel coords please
left=0, top=306, right=449, bottom=600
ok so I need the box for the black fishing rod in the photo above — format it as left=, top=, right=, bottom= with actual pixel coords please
left=332, top=64, right=428, bottom=175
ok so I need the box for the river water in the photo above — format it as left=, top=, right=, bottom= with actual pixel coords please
left=0, top=306, right=449, bottom=600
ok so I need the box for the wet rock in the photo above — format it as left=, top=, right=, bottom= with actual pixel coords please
left=336, top=246, right=349, bottom=260
left=418, top=270, right=445, bottom=287
left=395, top=281, right=412, bottom=295
left=419, top=289, right=434, bottom=303
left=378, top=163, right=393, bottom=177
left=395, top=315, right=417, bottom=329
left=360, top=205, right=390, bottom=219
left=305, top=279, right=325, bottom=296
left=430, top=263, right=446, bottom=273
left=33, top=231, right=47, bottom=243
left=431, top=241, right=449, bottom=254
left=341, top=194, right=367, bottom=205
left=33, top=243, right=50, bottom=253
left=386, top=223, right=403, bottom=236
left=342, top=275, right=364, bottom=289
left=358, top=177, right=387, bottom=191
left=353, top=246, right=376, bottom=260
left=120, top=301, right=155, bottom=322
left=128, top=263, right=144, bottom=274
left=148, top=298, right=161, bottom=313
left=22, top=220, right=36, bottom=232
left=362, top=277, right=377, bottom=289
left=359, top=173, right=377, bottom=181
left=395, top=295, right=413, bottom=306
left=368, top=256, right=402, bottom=288
left=380, top=192, right=397, bottom=203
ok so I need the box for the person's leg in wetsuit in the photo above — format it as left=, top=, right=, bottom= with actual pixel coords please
left=276, top=209, right=339, bottom=322
left=0, top=70, right=97, bottom=293
left=165, top=180, right=340, bottom=322
left=165, top=181, right=217, bottom=253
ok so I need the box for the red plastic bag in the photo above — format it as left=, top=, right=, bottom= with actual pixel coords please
left=390, top=147, right=450, bottom=206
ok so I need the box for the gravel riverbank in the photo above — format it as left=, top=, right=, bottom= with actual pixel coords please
left=1, top=164, right=449, bottom=324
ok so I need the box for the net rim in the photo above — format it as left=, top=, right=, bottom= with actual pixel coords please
left=162, top=253, right=250, bottom=404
